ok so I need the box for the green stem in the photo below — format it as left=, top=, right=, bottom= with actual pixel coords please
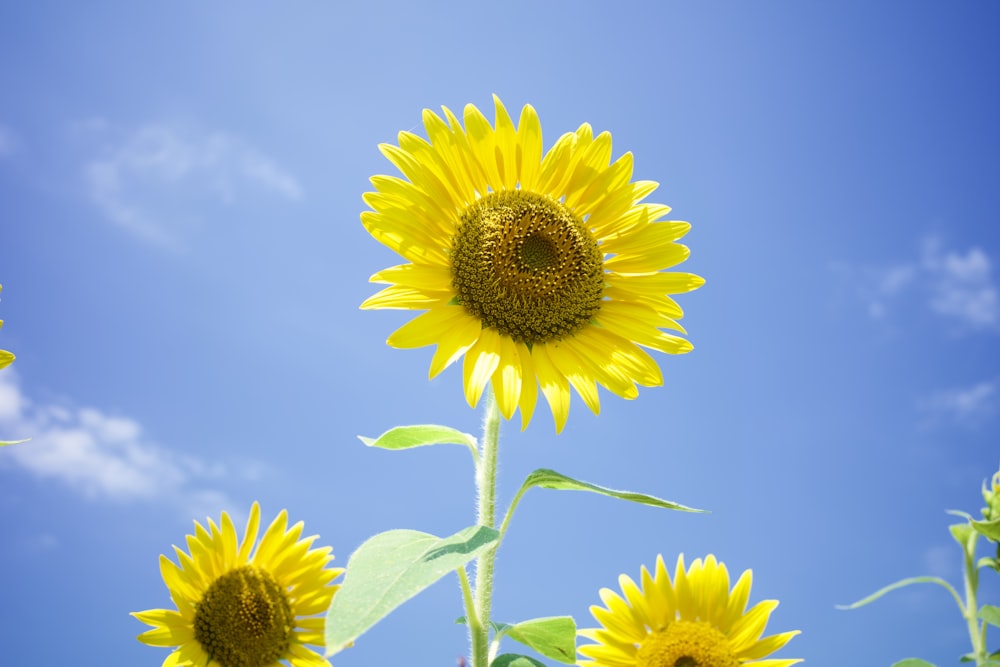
left=961, top=531, right=986, bottom=665
left=471, top=388, right=502, bottom=667
left=458, top=566, right=482, bottom=647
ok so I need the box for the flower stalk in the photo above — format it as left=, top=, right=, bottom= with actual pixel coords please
left=471, top=389, right=502, bottom=667
left=959, top=527, right=987, bottom=666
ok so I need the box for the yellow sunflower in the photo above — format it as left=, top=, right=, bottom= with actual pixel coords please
left=132, top=502, right=343, bottom=667
left=578, top=554, right=801, bottom=667
left=360, top=95, right=704, bottom=432
left=0, top=284, right=13, bottom=371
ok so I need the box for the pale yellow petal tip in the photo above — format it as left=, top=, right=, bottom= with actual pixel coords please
left=362, top=99, right=703, bottom=432
left=138, top=502, right=338, bottom=663
left=583, top=554, right=793, bottom=664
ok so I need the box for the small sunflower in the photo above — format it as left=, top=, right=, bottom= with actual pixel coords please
left=132, top=502, right=343, bottom=667
left=0, top=284, right=13, bottom=371
left=578, top=554, right=800, bottom=667
left=360, top=95, right=703, bottom=432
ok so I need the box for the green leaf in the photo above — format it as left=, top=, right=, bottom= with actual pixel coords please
left=836, top=576, right=962, bottom=611
left=498, top=468, right=703, bottom=541
left=0, top=438, right=29, bottom=447
left=517, top=468, right=702, bottom=512
left=358, top=424, right=478, bottom=461
left=979, top=604, right=1000, bottom=627
left=950, top=521, right=975, bottom=547
left=891, top=660, right=936, bottom=667
left=976, top=556, right=1000, bottom=572
left=324, top=525, right=499, bottom=656
left=491, top=654, right=548, bottom=667
left=972, top=517, right=1000, bottom=542
left=502, top=616, right=577, bottom=664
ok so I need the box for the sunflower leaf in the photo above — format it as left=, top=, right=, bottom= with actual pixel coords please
left=972, top=517, right=1000, bottom=542
left=500, top=616, right=576, bottom=664
left=891, top=660, right=936, bottom=667
left=491, top=654, right=548, bottom=667
left=980, top=604, right=1000, bottom=627
left=519, top=468, right=701, bottom=512
left=358, top=424, right=478, bottom=462
left=836, top=576, right=962, bottom=611
left=950, top=521, right=976, bottom=547
left=324, top=525, right=499, bottom=656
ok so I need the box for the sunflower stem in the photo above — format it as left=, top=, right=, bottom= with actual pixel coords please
left=959, top=529, right=986, bottom=665
left=471, top=388, right=502, bottom=667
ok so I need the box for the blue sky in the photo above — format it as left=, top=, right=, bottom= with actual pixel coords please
left=1, top=2, right=999, bottom=665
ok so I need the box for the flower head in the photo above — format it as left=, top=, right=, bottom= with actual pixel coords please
left=132, top=502, right=343, bottom=667
left=361, top=96, right=703, bottom=432
left=578, top=554, right=800, bottom=667
left=983, top=466, right=1000, bottom=524
left=0, top=284, right=13, bottom=371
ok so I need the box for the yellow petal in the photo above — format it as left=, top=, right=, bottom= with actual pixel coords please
left=515, top=341, right=538, bottom=430
left=492, top=95, right=518, bottom=190
left=547, top=342, right=600, bottom=416
left=531, top=344, right=571, bottom=433
left=491, top=334, right=522, bottom=420
left=368, top=263, right=453, bottom=291
left=516, top=104, right=542, bottom=191
left=463, top=103, right=503, bottom=191
left=462, top=327, right=502, bottom=408
left=387, top=308, right=476, bottom=349
left=428, top=314, right=482, bottom=378
left=360, top=285, right=450, bottom=310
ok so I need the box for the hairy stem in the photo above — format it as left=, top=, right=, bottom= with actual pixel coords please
left=470, top=389, right=502, bottom=667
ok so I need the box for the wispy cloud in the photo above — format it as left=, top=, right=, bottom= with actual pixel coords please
left=834, top=234, right=999, bottom=333
left=921, top=237, right=999, bottom=330
left=0, top=371, right=245, bottom=514
left=918, top=379, right=999, bottom=429
left=82, top=120, right=303, bottom=249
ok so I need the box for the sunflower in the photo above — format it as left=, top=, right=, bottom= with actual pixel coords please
left=0, top=284, right=13, bottom=371
left=360, top=95, right=704, bottom=432
left=132, top=502, right=343, bottom=667
left=578, top=554, right=800, bottom=667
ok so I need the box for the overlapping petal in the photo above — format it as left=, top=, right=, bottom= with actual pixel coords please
left=361, top=96, right=704, bottom=431
left=578, top=555, right=801, bottom=667
left=132, top=502, right=344, bottom=667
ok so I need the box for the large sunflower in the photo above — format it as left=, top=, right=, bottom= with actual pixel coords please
left=360, top=95, right=704, bottom=432
left=132, top=502, right=343, bottom=667
left=578, top=554, right=800, bottom=667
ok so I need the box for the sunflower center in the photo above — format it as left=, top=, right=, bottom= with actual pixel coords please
left=194, top=565, right=294, bottom=667
left=636, top=621, right=740, bottom=667
left=450, top=190, right=604, bottom=345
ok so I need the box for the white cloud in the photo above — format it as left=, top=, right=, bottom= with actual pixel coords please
left=922, top=237, right=999, bottom=330
left=836, top=235, right=999, bottom=333
left=83, top=121, right=303, bottom=249
left=0, top=371, right=238, bottom=510
left=918, top=379, right=999, bottom=428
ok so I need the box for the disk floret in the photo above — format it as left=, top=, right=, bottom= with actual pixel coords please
left=451, top=190, right=604, bottom=345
